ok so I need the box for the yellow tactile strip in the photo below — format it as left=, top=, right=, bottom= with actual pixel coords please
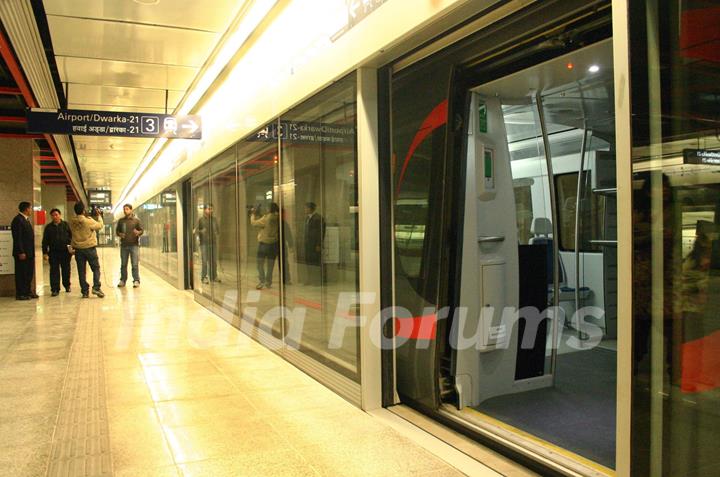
left=46, top=302, right=113, bottom=477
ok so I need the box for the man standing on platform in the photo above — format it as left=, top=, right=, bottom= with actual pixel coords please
left=11, top=201, right=37, bottom=300
left=69, top=202, right=105, bottom=298
left=116, top=203, right=143, bottom=288
left=42, top=208, right=72, bottom=296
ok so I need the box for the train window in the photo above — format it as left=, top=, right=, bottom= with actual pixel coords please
left=513, top=181, right=533, bottom=244
left=555, top=172, right=606, bottom=252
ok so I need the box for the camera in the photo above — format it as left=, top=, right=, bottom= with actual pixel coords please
left=88, top=205, right=101, bottom=217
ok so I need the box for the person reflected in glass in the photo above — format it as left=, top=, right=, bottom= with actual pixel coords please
left=303, top=202, right=325, bottom=285
left=194, top=204, right=219, bottom=284
left=281, top=208, right=294, bottom=285
left=251, top=202, right=279, bottom=289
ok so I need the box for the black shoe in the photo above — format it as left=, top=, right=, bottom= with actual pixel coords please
left=16, top=295, right=30, bottom=301
left=81, top=293, right=89, bottom=298
left=92, top=288, right=105, bottom=298
left=51, top=291, right=60, bottom=297
left=65, top=287, right=71, bottom=293
left=133, top=281, right=140, bottom=288
left=29, top=293, right=39, bottom=299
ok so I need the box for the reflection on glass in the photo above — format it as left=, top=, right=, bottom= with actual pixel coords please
left=630, top=1, right=720, bottom=475
left=238, top=140, right=282, bottom=336
left=211, top=155, right=239, bottom=313
left=280, top=73, right=360, bottom=381
left=134, top=189, right=178, bottom=282
left=191, top=176, right=213, bottom=300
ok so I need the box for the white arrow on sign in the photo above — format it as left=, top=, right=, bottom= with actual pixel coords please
left=181, top=119, right=199, bottom=134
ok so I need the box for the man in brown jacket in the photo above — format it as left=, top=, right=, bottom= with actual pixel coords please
left=69, top=202, right=104, bottom=298
left=116, top=204, right=143, bottom=288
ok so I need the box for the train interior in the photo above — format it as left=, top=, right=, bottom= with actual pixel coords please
left=443, top=39, right=618, bottom=469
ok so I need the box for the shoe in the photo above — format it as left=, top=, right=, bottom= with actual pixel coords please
left=256, top=283, right=265, bottom=290
left=133, top=281, right=140, bottom=288
left=15, top=295, right=30, bottom=301
left=29, top=293, right=39, bottom=299
left=92, top=288, right=105, bottom=298
left=212, top=278, right=222, bottom=283
left=51, top=291, right=60, bottom=297
left=65, top=287, right=71, bottom=293
left=117, top=281, right=126, bottom=288
left=201, top=277, right=209, bottom=284
left=264, top=282, right=272, bottom=289
left=81, top=293, right=89, bottom=298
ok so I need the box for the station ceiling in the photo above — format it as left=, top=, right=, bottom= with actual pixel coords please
left=36, top=0, right=246, bottom=201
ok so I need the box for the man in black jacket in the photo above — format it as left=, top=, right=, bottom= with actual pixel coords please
left=11, top=201, right=37, bottom=300
left=42, top=208, right=72, bottom=296
left=303, top=202, right=325, bottom=285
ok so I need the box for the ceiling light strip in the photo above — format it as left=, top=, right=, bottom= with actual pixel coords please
left=113, top=0, right=279, bottom=213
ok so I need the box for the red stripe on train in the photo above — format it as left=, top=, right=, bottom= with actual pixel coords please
left=681, top=330, right=720, bottom=393
left=395, top=314, right=437, bottom=340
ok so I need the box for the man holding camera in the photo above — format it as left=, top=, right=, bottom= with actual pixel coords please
left=116, top=203, right=143, bottom=288
left=69, top=202, right=105, bottom=298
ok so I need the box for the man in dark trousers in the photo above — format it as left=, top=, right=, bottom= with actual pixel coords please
left=303, top=202, right=325, bottom=285
left=193, top=204, right=219, bottom=284
left=116, top=203, right=143, bottom=288
left=42, top=208, right=72, bottom=296
left=11, top=201, right=37, bottom=300
left=69, top=202, right=105, bottom=299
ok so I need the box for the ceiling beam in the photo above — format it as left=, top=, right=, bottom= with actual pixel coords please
left=0, top=26, right=83, bottom=202
left=0, top=86, right=21, bottom=95
left=0, top=115, right=26, bottom=122
left=0, top=132, right=43, bottom=139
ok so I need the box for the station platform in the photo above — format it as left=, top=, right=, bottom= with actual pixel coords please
left=0, top=249, right=487, bottom=477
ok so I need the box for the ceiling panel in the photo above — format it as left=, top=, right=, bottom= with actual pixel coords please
left=48, top=16, right=219, bottom=67
left=56, top=57, right=197, bottom=91
left=68, top=102, right=167, bottom=114
left=40, top=0, right=243, bottom=202
left=43, top=0, right=245, bottom=32
left=68, top=84, right=174, bottom=109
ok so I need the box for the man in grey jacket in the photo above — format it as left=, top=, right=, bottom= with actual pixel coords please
left=116, top=203, right=144, bottom=288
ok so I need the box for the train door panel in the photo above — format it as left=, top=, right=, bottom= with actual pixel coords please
left=453, top=93, right=556, bottom=407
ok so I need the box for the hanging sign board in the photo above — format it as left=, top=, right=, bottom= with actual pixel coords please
left=27, top=108, right=202, bottom=139
left=0, top=227, right=14, bottom=275
left=88, top=189, right=112, bottom=208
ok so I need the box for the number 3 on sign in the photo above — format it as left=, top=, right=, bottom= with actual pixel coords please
left=140, top=116, right=159, bottom=134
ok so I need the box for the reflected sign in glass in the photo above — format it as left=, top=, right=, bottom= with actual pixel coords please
left=683, top=149, right=720, bottom=166
left=26, top=108, right=202, bottom=139
left=250, top=121, right=355, bottom=145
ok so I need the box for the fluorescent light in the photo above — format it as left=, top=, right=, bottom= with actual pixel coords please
left=113, top=0, right=278, bottom=213
left=588, top=64, right=600, bottom=73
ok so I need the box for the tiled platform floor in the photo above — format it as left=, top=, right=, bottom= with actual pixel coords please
left=0, top=249, right=472, bottom=477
